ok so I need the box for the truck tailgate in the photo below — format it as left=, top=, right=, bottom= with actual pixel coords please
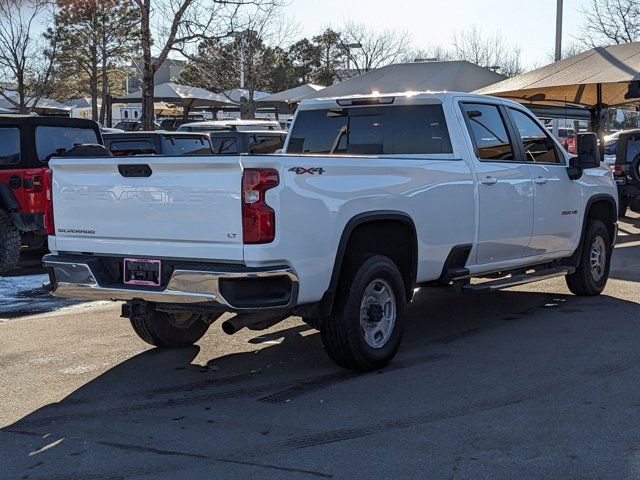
left=49, top=156, right=244, bottom=261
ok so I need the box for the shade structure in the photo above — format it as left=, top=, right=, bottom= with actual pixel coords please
left=221, top=88, right=270, bottom=103
left=475, top=42, right=640, bottom=108
left=113, top=82, right=236, bottom=108
left=0, top=92, right=71, bottom=115
left=303, top=62, right=505, bottom=99
left=256, top=84, right=325, bottom=111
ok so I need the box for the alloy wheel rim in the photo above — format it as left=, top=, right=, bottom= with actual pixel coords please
left=590, top=235, right=606, bottom=282
left=359, top=278, right=396, bottom=349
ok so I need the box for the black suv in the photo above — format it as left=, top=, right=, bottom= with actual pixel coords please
left=612, top=129, right=640, bottom=217
left=103, top=131, right=213, bottom=156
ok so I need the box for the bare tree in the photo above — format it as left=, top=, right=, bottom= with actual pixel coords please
left=403, top=45, right=453, bottom=63
left=451, top=26, right=523, bottom=77
left=132, top=0, right=281, bottom=129
left=545, top=42, right=585, bottom=63
left=339, top=21, right=411, bottom=78
left=580, top=0, right=640, bottom=46
left=179, top=4, right=295, bottom=118
left=0, top=0, right=59, bottom=113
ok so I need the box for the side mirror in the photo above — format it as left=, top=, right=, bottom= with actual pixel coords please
left=567, top=132, right=601, bottom=180
left=575, top=132, right=601, bottom=168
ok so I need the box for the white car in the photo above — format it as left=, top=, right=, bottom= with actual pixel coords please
left=44, top=92, right=618, bottom=371
left=177, top=119, right=280, bottom=133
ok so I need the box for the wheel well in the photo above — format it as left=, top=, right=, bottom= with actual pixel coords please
left=337, top=218, right=417, bottom=302
left=587, top=198, right=616, bottom=241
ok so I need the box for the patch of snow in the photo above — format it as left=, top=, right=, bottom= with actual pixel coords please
left=0, top=273, right=85, bottom=319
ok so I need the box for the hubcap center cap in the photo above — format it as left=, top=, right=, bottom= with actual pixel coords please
left=367, top=303, right=384, bottom=323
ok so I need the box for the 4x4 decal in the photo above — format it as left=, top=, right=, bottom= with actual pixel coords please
left=288, top=167, right=325, bottom=175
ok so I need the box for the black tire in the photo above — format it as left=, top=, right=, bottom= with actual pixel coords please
left=130, top=303, right=218, bottom=347
left=630, top=155, right=640, bottom=184
left=321, top=255, right=406, bottom=371
left=566, top=219, right=612, bottom=296
left=0, top=209, right=20, bottom=274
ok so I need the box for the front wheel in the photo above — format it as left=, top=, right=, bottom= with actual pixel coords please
left=321, top=255, right=406, bottom=371
left=129, top=303, right=219, bottom=348
left=566, top=219, right=612, bottom=296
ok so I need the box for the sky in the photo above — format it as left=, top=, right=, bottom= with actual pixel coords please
left=285, top=0, right=586, bottom=69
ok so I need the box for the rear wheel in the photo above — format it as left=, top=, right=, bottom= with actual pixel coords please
left=129, top=303, right=219, bottom=347
left=566, top=220, right=612, bottom=296
left=321, top=255, right=405, bottom=371
left=0, top=209, right=20, bottom=274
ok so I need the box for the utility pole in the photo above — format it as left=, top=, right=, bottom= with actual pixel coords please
left=555, top=0, right=563, bottom=62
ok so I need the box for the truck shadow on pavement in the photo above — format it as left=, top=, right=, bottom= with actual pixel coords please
left=3, top=283, right=640, bottom=479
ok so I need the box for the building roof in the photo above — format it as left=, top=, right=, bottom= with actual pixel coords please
left=303, top=61, right=505, bottom=99
left=475, top=42, right=640, bottom=107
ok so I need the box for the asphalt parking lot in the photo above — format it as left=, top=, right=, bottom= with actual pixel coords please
left=2, top=215, right=640, bottom=479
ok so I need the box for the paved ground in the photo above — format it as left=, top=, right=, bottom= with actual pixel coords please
left=2, top=216, right=640, bottom=479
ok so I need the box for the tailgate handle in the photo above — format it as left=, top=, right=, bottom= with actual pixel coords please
left=118, top=164, right=152, bottom=177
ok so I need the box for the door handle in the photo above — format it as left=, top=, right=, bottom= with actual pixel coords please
left=480, top=176, right=498, bottom=186
left=534, top=176, right=548, bottom=185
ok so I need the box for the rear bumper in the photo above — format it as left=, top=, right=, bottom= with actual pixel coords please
left=43, top=254, right=299, bottom=311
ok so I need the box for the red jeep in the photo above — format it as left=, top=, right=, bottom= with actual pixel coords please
left=0, top=115, right=102, bottom=273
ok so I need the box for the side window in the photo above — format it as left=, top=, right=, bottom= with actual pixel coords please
left=211, top=137, right=238, bottom=154
left=35, top=127, right=99, bottom=162
left=509, top=109, right=561, bottom=164
left=0, top=128, right=21, bottom=166
left=461, top=103, right=514, bottom=161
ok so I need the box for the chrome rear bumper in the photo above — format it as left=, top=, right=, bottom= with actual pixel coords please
left=43, top=254, right=298, bottom=310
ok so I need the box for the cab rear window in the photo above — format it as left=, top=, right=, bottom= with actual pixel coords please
left=287, top=105, right=452, bottom=155
left=35, top=126, right=98, bottom=162
left=163, top=137, right=212, bottom=155
left=0, top=128, right=20, bottom=165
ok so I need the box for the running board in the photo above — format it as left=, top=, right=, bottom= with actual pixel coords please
left=461, top=267, right=575, bottom=294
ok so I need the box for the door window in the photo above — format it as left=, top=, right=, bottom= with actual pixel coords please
left=0, top=128, right=20, bottom=165
left=461, top=103, right=514, bottom=161
left=509, top=109, right=561, bottom=164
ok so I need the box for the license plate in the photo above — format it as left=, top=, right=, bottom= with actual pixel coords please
left=123, top=258, right=161, bottom=286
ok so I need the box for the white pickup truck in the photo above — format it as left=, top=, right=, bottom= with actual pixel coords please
left=44, top=92, right=618, bottom=371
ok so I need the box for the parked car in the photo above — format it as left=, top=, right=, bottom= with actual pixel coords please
left=158, top=118, right=202, bottom=131
left=177, top=119, right=281, bottom=133
left=610, top=129, right=640, bottom=217
left=209, top=130, right=286, bottom=155
left=103, top=131, right=213, bottom=156
left=44, top=92, right=617, bottom=371
left=556, top=127, right=576, bottom=154
left=0, top=115, right=102, bottom=273
left=114, top=121, right=161, bottom=131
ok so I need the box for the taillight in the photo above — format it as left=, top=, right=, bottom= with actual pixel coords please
left=612, top=164, right=627, bottom=177
left=23, top=173, right=43, bottom=192
left=43, top=168, right=54, bottom=235
left=242, top=168, right=278, bottom=244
